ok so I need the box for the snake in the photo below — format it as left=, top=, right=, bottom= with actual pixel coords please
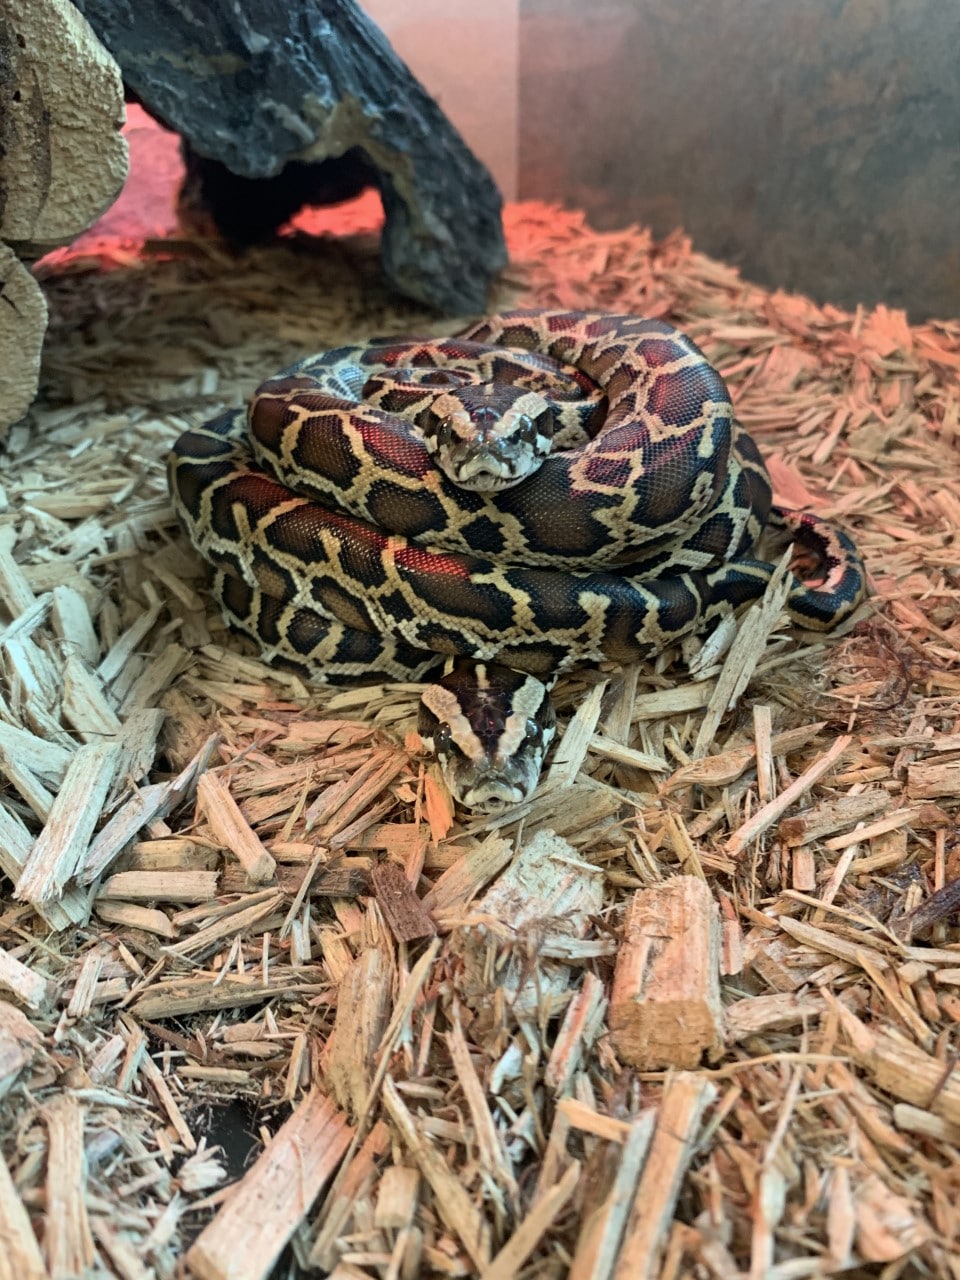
left=168, top=309, right=866, bottom=812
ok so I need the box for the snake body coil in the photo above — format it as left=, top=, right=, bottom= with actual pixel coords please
left=169, top=310, right=866, bottom=810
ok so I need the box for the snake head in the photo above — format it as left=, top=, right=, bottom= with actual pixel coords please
left=420, top=386, right=555, bottom=491
left=418, top=662, right=556, bottom=813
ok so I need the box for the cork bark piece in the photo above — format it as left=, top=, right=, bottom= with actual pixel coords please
left=0, top=0, right=127, bottom=248
left=0, top=242, right=45, bottom=437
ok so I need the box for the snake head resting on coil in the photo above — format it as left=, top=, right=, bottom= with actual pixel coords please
left=418, top=661, right=557, bottom=812
left=418, top=384, right=556, bottom=491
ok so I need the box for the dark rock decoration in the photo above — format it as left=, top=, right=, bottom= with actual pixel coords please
left=74, top=0, right=508, bottom=315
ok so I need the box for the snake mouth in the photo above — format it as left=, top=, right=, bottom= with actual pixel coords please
left=452, top=467, right=524, bottom=492
left=442, top=447, right=533, bottom=491
left=441, top=750, right=546, bottom=812
left=458, top=779, right=529, bottom=813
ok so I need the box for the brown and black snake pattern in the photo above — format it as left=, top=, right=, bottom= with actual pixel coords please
left=246, top=314, right=768, bottom=572
left=168, top=311, right=866, bottom=805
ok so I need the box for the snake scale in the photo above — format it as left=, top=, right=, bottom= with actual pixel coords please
left=169, top=309, right=866, bottom=811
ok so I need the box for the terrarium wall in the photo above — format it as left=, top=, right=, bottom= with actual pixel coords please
left=370, top=0, right=958, bottom=321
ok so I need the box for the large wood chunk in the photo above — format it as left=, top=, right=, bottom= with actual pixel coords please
left=609, top=877, right=723, bottom=1069
left=450, top=828, right=605, bottom=1029
left=0, top=0, right=127, bottom=248
left=74, top=0, right=507, bottom=314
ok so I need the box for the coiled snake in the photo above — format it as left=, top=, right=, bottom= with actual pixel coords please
left=169, top=309, right=866, bottom=811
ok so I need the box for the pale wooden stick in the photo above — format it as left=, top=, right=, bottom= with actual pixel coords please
left=0, top=945, right=52, bottom=1011
left=693, top=552, right=792, bottom=756
left=197, top=770, right=276, bottom=883
left=308, top=1122, right=391, bottom=1271
left=186, top=1090, right=353, bottom=1280
left=98, top=870, right=219, bottom=902
left=15, top=740, right=123, bottom=906
left=545, top=972, right=607, bottom=1095
left=725, top=734, right=852, bottom=857
left=324, top=947, right=392, bottom=1119
left=482, top=1161, right=581, bottom=1280
left=0, top=800, right=90, bottom=929
left=613, top=1073, right=717, bottom=1279
left=569, top=1112, right=656, bottom=1280
left=0, top=1148, right=47, bottom=1280
left=382, top=1075, right=491, bottom=1272
left=446, top=1003, right=517, bottom=1199
left=831, top=998, right=960, bottom=1125
left=43, top=1097, right=95, bottom=1280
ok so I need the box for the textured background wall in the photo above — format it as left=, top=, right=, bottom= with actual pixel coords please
left=517, top=0, right=960, bottom=319
left=364, top=0, right=519, bottom=199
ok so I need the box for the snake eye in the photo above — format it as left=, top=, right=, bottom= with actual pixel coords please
left=435, top=417, right=455, bottom=447
left=432, top=723, right=453, bottom=753
left=518, top=410, right=553, bottom=446
left=525, top=718, right=543, bottom=744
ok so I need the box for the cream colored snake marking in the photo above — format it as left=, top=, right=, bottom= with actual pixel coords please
left=169, top=309, right=866, bottom=811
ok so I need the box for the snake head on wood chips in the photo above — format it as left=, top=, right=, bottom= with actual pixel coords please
left=418, top=661, right=557, bottom=812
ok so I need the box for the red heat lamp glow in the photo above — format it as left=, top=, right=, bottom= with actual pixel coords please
left=36, top=104, right=386, bottom=276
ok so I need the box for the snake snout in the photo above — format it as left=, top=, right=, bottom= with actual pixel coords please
left=460, top=779, right=529, bottom=813
left=451, top=451, right=524, bottom=490
left=449, top=751, right=544, bottom=812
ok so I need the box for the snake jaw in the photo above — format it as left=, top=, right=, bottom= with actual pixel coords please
left=441, top=440, right=540, bottom=492
left=418, top=663, right=557, bottom=812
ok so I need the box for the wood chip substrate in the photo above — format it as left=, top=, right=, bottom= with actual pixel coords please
left=2, top=195, right=960, bottom=1279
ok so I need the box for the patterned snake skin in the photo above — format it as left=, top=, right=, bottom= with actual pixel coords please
left=169, top=310, right=866, bottom=809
